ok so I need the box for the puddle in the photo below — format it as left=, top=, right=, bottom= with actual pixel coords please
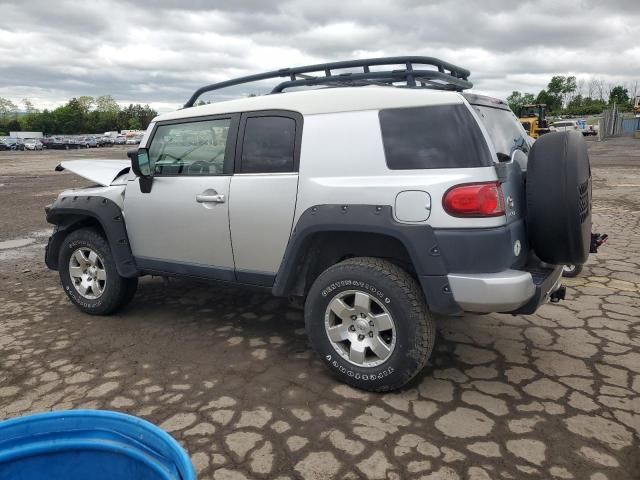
left=0, top=243, right=45, bottom=261
left=0, top=230, right=52, bottom=260
left=0, top=238, right=36, bottom=250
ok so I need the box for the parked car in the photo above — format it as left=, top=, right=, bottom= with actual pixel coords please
left=44, top=56, right=595, bottom=392
left=125, top=136, right=142, bottom=145
left=78, top=137, right=98, bottom=148
left=40, top=137, right=55, bottom=149
left=47, top=137, right=82, bottom=150
left=1, top=138, right=25, bottom=151
left=23, top=138, right=44, bottom=150
left=96, top=137, right=113, bottom=147
left=115, top=136, right=126, bottom=145
left=550, top=120, right=580, bottom=132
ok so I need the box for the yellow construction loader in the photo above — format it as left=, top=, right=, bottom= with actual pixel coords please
left=517, top=104, right=551, bottom=139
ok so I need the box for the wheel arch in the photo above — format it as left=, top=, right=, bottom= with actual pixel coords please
left=273, top=229, right=415, bottom=297
left=272, top=204, right=460, bottom=315
left=45, top=196, right=139, bottom=278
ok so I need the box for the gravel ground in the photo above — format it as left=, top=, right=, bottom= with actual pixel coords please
left=0, top=139, right=638, bottom=480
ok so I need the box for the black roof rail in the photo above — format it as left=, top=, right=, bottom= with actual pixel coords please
left=184, top=56, right=472, bottom=108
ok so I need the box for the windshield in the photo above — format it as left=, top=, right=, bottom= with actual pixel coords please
left=472, top=105, right=530, bottom=157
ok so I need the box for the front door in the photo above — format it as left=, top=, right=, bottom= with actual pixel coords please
left=124, top=115, right=239, bottom=281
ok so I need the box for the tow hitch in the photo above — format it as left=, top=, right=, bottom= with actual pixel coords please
left=590, top=233, right=608, bottom=253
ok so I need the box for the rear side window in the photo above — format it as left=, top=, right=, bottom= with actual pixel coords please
left=240, top=116, right=296, bottom=173
left=379, top=104, right=493, bottom=169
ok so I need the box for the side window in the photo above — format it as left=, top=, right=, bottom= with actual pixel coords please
left=379, top=104, right=493, bottom=170
left=148, top=118, right=231, bottom=176
left=240, top=116, right=296, bottom=173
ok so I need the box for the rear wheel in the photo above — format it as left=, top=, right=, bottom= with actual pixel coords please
left=562, top=264, right=583, bottom=278
left=305, top=257, right=435, bottom=392
left=58, top=228, right=138, bottom=315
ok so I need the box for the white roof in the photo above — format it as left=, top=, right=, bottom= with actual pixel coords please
left=154, top=86, right=464, bottom=122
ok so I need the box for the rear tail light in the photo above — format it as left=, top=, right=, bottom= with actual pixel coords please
left=443, top=181, right=505, bottom=217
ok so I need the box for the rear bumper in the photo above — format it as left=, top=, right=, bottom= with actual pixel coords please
left=447, top=265, right=562, bottom=314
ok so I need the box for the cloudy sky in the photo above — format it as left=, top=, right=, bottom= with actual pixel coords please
left=0, top=0, right=638, bottom=112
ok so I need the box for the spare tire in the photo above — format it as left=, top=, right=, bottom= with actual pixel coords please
left=526, top=131, right=591, bottom=265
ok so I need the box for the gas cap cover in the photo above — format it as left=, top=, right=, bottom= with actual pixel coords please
left=395, top=190, right=432, bottom=222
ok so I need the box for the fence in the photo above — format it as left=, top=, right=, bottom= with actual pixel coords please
left=600, top=108, right=639, bottom=139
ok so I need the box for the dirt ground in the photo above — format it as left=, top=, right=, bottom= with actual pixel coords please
left=0, top=139, right=638, bottom=480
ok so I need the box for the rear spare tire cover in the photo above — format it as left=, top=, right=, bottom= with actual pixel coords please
left=526, top=131, right=591, bottom=265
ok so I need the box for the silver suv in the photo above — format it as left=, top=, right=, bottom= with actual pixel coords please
left=45, top=57, right=593, bottom=391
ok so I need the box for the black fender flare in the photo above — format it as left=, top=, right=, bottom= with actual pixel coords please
left=272, top=205, right=461, bottom=315
left=45, top=195, right=139, bottom=278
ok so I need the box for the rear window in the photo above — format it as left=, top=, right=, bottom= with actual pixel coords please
left=472, top=105, right=530, bottom=155
left=379, top=104, right=493, bottom=170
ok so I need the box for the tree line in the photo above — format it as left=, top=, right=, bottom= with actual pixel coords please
left=508, top=77, right=638, bottom=116
left=0, top=96, right=158, bottom=136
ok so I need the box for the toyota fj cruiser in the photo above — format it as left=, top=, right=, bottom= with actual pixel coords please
left=45, top=57, right=593, bottom=391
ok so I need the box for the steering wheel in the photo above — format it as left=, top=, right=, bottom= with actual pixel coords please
left=187, top=161, right=210, bottom=175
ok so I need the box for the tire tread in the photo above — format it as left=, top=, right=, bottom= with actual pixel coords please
left=306, top=256, right=435, bottom=392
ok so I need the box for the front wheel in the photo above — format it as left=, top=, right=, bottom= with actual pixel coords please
left=58, top=228, right=138, bottom=315
left=305, top=257, right=435, bottom=392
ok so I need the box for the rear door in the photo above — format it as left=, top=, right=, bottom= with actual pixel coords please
left=229, top=111, right=302, bottom=285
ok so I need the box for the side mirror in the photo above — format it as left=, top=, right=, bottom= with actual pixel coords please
left=129, top=148, right=152, bottom=177
left=129, top=148, right=153, bottom=193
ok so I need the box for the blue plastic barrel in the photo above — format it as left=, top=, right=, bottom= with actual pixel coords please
left=0, top=410, right=196, bottom=480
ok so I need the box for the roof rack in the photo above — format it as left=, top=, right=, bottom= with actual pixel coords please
left=184, top=56, right=472, bottom=108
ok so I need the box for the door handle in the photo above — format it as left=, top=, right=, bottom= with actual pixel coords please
left=196, top=192, right=225, bottom=203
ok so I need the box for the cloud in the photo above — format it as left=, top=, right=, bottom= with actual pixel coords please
left=0, top=0, right=637, bottom=112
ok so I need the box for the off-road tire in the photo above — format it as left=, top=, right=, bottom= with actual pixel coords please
left=527, top=131, right=592, bottom=265
left=305, top=257, right=435, bottom=392
left=562, top=263, right=583, bottom=278
left=58, top=228, right=138, bottom=315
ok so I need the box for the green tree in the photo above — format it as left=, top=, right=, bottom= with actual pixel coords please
left=545, top=75, right=576, bottom=110
left=535, top=89, right=561, bottom=112
left=21, top=98, right=40, bottom=130
left=77, top=96, right=95, bottom=115
left=507, top=91, right=535, bottom=113
left=6, top=118, right=22, bottom=132
left=52, top=98, right=86, bottom=133
left=22, top=98, right=38, bottom=114
left=608, top=85, right=630, bottom=105
left=0, top=97, right=18, bottom=123
left=128, top=117, right=142, bottom=130
left=94, top=95, right=120, bottom=132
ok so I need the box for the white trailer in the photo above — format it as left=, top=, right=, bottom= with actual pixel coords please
left=10, top=131, right=43, bottom=139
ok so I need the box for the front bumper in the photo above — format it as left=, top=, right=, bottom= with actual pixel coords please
left=447, top=265, right=562, bottom=314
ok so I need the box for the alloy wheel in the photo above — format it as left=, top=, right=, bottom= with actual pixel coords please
left=68, top=247, right=107, bottom=299
left=324, top=290, right=396, bottom=367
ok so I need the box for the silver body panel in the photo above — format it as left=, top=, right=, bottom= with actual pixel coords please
left=447, top=270, right=535, bottom=312
left=123, top=176, right=234, bottom=269
left=294, top=110, right=503, bottom=229
left=229, top=173, right=298, bottom=274
left=447, top=268, right=563, bottom=313
left=57, top=185, right=126, bottom=209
